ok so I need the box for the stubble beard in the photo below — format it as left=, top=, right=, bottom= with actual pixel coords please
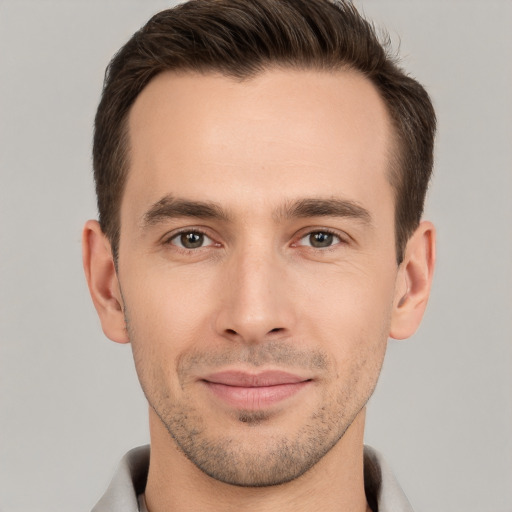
left=151, top=391, right=353, bottom=487
left=130, top=339, right=384, bottom=488
left=122, top=291, right=387, bottom=488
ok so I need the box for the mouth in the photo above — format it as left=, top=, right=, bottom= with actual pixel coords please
left=201, top=370, right=312, bottom=410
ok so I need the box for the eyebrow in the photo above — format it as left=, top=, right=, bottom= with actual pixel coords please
left=276, top=198, right=372, bottom=225
left=141, top=195, right=230, bottom=228
left=140, top=195, right=372, bottom=228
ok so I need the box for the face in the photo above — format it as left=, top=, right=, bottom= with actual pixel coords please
left=117, top=69, right=400, bottom=486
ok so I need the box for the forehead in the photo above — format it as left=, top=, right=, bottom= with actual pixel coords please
left=123, top=68, right=394, bottom=222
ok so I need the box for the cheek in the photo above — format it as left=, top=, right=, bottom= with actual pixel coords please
left=296, top=262, right=395, bottom=391
left=126, top=264, right=216, bottom=342
left=122, top=266, right=219, bottom=395
left=297, top=261, right=396, bottom=339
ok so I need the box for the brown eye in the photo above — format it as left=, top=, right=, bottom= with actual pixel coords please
left=171, top=231, right=212, bottom=249
left=298, top=231, right=340, bottom=248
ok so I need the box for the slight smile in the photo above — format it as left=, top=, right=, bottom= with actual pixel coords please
left=201, top=370, right=313, bottom=410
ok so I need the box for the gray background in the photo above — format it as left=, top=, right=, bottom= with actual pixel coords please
left=0, top=1, right=511, bottom=511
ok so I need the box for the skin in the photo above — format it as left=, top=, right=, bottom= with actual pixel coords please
left=83, top=68, right=435, bottom=512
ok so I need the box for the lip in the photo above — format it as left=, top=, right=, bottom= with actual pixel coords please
left=201, top=370, right=311, bottom=410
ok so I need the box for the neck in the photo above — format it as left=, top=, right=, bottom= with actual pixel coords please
left=144, top=407, right=370, bottom=512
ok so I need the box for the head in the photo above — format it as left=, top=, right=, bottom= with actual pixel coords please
left=93, top=0, right=435, bottom=265
left=84, top=0, right=435, bottom=489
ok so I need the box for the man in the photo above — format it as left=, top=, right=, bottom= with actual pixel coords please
left=82, top=0, right=436, bottom=510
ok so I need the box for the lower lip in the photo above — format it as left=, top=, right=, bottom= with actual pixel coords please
left=203, top=381, right=311, bottom=410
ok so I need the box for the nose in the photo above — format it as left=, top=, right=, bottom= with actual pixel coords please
left=214, top=247, right=295, bottom=344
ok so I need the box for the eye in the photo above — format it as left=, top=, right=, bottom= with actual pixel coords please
left=297, top=230, right=342, bottom=248
left=169, top=231, right=215, bottom=249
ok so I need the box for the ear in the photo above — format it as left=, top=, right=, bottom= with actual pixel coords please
left=82, top=220, right=129, bottom=344
left=389, top=221, right=436, bottom=340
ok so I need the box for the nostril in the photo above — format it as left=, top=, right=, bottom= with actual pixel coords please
left=226, top=328, right=238, bottom=335
left=269, top=327, right=283, bottom=333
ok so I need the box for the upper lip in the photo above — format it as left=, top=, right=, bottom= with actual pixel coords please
left=202, top=370, right=310, bottom=387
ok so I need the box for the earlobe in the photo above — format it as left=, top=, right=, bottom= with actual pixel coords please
left=82, top=220, right=129, bottom=344
left=389, top=221, right=436, bottom=340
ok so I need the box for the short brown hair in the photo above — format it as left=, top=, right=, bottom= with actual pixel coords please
left=93, top=0, right=436, bottom=263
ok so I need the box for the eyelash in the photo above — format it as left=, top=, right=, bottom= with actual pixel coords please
left=164, top=228, right=217, bottom=250
left=293, top=228, right=347, bottom=249
left=162, top=227, right=349, bottom=252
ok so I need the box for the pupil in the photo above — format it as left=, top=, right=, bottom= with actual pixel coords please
left=311, top=232, right=333, bottom=247
left=181, top=232, right=203, bottom=248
